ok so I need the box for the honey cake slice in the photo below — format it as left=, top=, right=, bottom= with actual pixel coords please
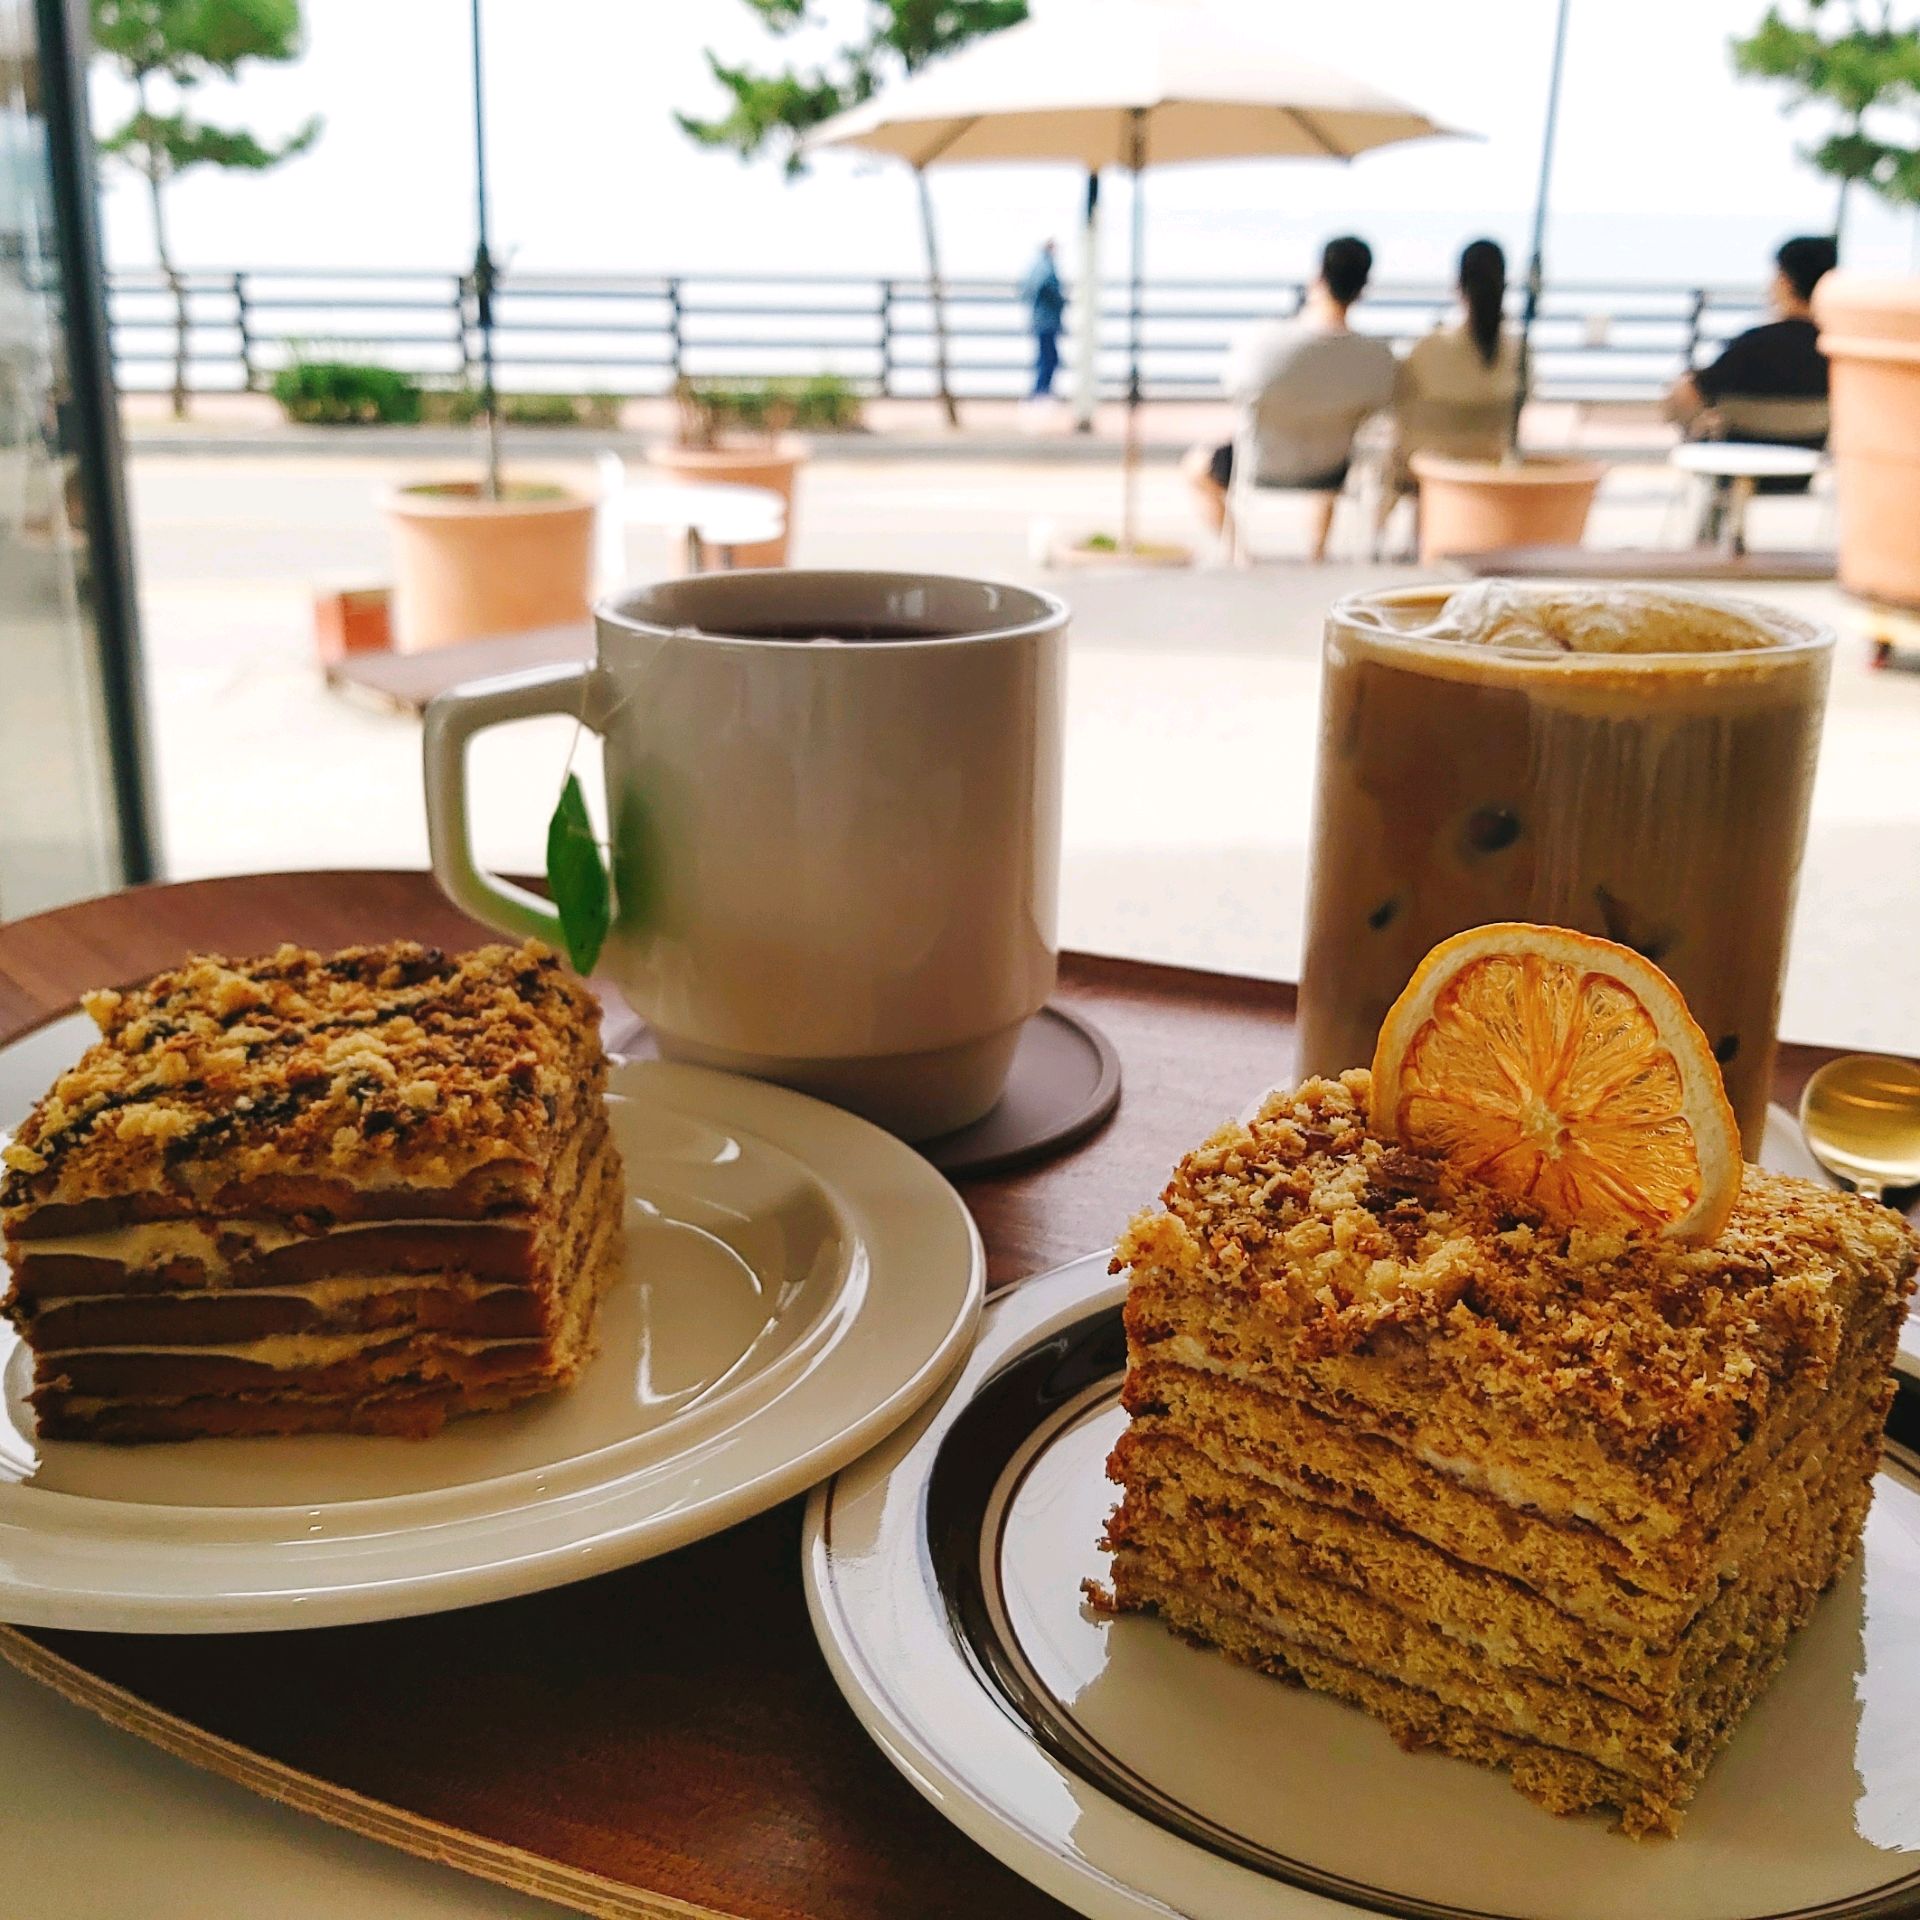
left=1, top=939, right=623, bottom=1442
left=1099, top=1071, right=1918, bottom=1835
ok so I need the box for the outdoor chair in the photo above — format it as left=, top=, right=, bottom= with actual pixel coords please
left=1221, top=417, right=1384, bottom=566
left=1710, top=393, right=1831, bottom=448
left=1670, top=397, right=1831, bottom=550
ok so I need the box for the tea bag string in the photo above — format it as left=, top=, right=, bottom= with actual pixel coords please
left=554, top=673, right=643, bottom=848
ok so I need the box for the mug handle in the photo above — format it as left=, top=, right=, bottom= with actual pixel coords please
left=423, top=662, right=613, bottom=944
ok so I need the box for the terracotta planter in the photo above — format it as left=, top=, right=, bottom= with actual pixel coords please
left=647, top=437, right=806, bottom=569
left=1410, top=452, right=1604, bottom=563
left=1814, top=273, right=1920, bottom=608
left=385, top=483, right=595, bottom=653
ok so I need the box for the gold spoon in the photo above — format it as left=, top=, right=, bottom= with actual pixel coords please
left=1798, top=1055, right=1920, bottom=1202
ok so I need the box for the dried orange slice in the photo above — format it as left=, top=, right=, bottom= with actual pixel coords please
left=1369, top=923, right=1741, bottom=1243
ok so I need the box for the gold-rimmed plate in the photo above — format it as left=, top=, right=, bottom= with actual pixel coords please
left=805, top=1250, right=1920, bottom=1920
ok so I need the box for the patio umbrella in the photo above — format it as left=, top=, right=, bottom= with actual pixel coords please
left=807, top=0, right=1466, bottom=548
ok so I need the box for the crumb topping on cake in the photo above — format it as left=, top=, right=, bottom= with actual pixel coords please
left=1, top=941, right=601, bottom=1208
left=1115, top=1071, right=1919, bottom=1462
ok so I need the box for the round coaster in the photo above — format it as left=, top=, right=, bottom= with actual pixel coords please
left=917, top=1003, right=1121, bottom=1178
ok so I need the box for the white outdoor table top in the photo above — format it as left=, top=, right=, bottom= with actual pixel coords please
left=1669, top=440, right=1824, bottom=478
left=615, top=479, right=786, bottom=538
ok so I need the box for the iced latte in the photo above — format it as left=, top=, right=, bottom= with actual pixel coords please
left=1296, top=583, right=1833, bottom=1154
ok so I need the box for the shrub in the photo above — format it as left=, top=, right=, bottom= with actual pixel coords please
left=420, top=387, right=483, bottom=426
left=272, top=359, right=423, bottom=426
left=676, top=373, right=864, bottom=446
left=788, top=371, right=864, bottom=431
left=500, top=391, right=586, bottom=427
left=419, top=389, right=628, bottom=429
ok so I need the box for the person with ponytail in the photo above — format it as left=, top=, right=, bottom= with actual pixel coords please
left=1383, top=239, right=1521, bottom=539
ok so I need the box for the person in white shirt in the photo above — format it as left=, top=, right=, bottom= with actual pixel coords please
left=1182, top=235, right=1396, bottom=561
left=1385, top=238, right=1520, bottom=531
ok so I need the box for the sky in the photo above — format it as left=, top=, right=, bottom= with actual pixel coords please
left=86, top=0, right=1920, bottom=288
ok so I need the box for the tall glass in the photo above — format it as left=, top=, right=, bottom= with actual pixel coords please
left=1296, top=584, right=1833, bottom=1155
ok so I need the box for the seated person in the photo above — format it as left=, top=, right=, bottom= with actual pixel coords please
left=1665, top=234, right=1836, bottom=492
left=1388, top=238, right=1519, bottom=504
left=1183, top=235, right=1395, bottom=561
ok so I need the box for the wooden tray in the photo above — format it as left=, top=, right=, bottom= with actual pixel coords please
left=0, top=872, right=1903, bottom=1920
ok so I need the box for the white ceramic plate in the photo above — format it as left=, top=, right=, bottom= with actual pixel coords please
left=806, top=1251, right=1920, bottom=1920
left=0, top=1017, right=982, bottom=1632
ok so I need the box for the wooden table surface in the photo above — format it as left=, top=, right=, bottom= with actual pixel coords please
left=0, top=870, right=1904, bottom=1920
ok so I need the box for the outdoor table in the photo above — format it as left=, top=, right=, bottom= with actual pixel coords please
left=0, top=870, right=1913, bottom=1919
left=1670, top=440, right=1824, bottom=558
left=614, top=479, right=786, bottom=573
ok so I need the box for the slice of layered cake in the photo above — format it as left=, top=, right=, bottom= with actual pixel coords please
left=1, top=939, right=622, bottom=1442
left=1101, top=928, right=1919, bottom=1834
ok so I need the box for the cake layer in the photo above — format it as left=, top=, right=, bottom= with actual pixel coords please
left=1110, top=1411, right=1876, bottom=1831
left=1107, top=1555, right=1826, bottom=1837
left=1113, top=1074, right=1919, bottom=1523
left=5, top=1162, right=540, bottom=1240
left=28, top=1118, right=623, bottom=1442
left=1106, top=1391, right=1883, bottom=1749
left=37, top=1328, right=553, bottom=1400
left=1101, top=1072, right=1920, bottom=1834
left=11, top=1116, right=613, bottom=1351
left=43, top=1380, right=551, bottom=1442
left=1120, top=1285, right=1900, bottom=1642
left=0, top=942, right=605, bottom=1217
left=1122, top=1246, right=1894, bottom=1562
left=26, top=1273, right=545, bottom=1348
left=7, top=1223, right=539, bottom=1301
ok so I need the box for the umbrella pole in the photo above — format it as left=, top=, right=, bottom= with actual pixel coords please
left=1072, top=169, right=1100, bottom=434
left=1122, top=108, right=1145, bottom=552
left=1512, top=0, right=1571, bottom=456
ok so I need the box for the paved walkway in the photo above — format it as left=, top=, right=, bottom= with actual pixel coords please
left=118, top=391, right=1676, bottom=463
left=123, top=443, right=1920, bottom=1058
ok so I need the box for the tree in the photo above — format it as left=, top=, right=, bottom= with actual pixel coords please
left=1732, top=2, right=1920, bottom=240
left=92, top=0, right=320, bottom=417
left=678, top=0, right=1028, bottom=427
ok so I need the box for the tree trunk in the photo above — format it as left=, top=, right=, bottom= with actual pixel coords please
left=137, top=82, right=190, bottom=420
left=914, top=166, right=959, bottom=429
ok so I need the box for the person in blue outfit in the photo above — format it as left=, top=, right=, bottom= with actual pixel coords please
left=1020, top=240, right=1067, bottom=400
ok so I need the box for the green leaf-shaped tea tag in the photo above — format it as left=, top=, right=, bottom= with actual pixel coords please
left=545, top=772, right=611, bottom=975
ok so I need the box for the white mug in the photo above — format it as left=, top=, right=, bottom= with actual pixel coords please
left=423, top=570, right=1068, bottom=1139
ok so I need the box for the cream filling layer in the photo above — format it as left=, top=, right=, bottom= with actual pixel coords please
left=42, top=1326, right=534, bottom=1367
left=9, top=1214, right=531, bottom=1267
left=1156, top=1333, right=1605, bottom=1527
left=33, top=1270, right=528, bottom=1315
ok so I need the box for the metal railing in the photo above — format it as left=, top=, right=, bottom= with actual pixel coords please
left=103, top=265, right=1772, bottom=406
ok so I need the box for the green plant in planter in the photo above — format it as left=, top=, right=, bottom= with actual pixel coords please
left=272, top=359, right=422, bottom=425
left=788, top=371, right=864, bottom=431
left=674, top=373, right=863, bottom=446
left=404, top=479, right=571, bottom=502
left=676, top=378, right=775, bottom=448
